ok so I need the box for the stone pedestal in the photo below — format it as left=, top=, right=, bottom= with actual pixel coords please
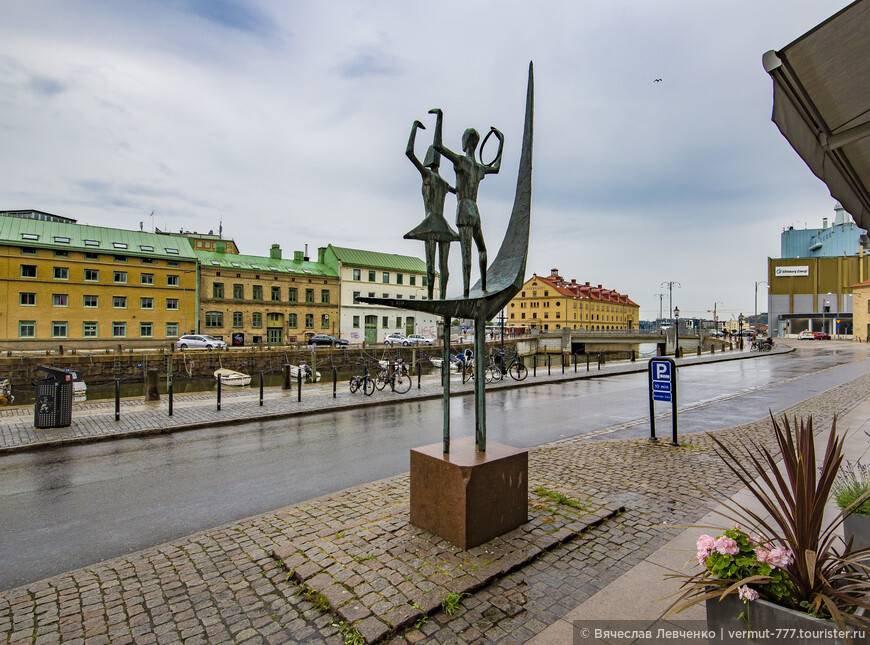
left=410, top=436, right=528, bottom=550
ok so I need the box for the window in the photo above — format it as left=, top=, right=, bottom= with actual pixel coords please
left=410, top=275, right=416, bottom=286
left=113, top=243, right=128, bottom=250
left=213, top=282, right=224, bottom=299
left=19, top=321, right=35, bottom=338
left=52, top=321, right=67, bottom=338
left=205, top=311, right=223, bottom=328
left=368, top=270, right=376, bottom=281
left=382, top=272, right=389, bottom=283
left=396, top=273, right=404, bottom=285
left=353, top=316, right=360, bottom=328
left=113, top=296, right=127, bottom=308
left=140, top=297, right=153, bottom=309
left=113, top=271, right=127, bottom=283
left=382, top=293, right=389, bottom=298
left=20, top=247, right=37, bottom=255
left=111, top=321, right=126, bottom=337
left=83, top=322, right=98, bottom=338
left=20, top=293, right=35, bottom=306
left=321, top=289, right=330, bottom=304
left=54, top=250, right=69, bottom=257
left=281, top=313, right=294, bottom=328
left=21, top=233, right=39, bottom=241
left=396, top=316, right=402, bottom=328
left=422, top=276, right=428, bottom=286
left=54, top=267, right=69, bottom=280
left=353, top=291, right=361, bottom=302
left=253, top=285, right=263, bottom=300
left=288, top=287, right=297, bottom=302
left=114, top=255, right=127, bottom=262
left=85, top=252, right=99, bottom=260
left=271, top=286, right=281, bottom=301
left=166, top=322, right=179, bottom=338
left=166, top=298, right=179, bottom=310
left=141, top=273, right=154, bottom=285
left=54, top=236, right=70, bottom=244
left=165, top=248, right=179, bottom=255
left=233, top=312, right=243, bottom=327
left=84, top=240, right=99, bottom=248
left=233, top=284, right=243, bottom=300
left=85, top=269, right=99, bottom=281
left=167, top=275, right=179, bottom=286
left=353, top=268, right=361, bottom=281
left=321, top=314, right=329, bottom=329
left=141, top=257, right=154, bottom=265
left=305, top=314, right=314, bottom=328
left=167, top=260, right=179, bottom=267
left=382, top=316, right=388, bottom=327
left=368, top=292, right=375, bottom=298
left=139, top=245, right=154, bottom=252
left=252, top=313, right=262, bottom=328
left=305, top=289, right=314, bottom=303
left=53, top=294, right=68, bottom=307
left=83, top=295, right=98, bottom=308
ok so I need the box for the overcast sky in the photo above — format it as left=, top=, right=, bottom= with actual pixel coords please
left=0, top=0, right=856, bottom=321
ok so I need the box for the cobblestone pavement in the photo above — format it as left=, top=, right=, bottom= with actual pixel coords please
left=0, top=344, right=768, bottom=453
left=1, top=346, right=860, bottom=645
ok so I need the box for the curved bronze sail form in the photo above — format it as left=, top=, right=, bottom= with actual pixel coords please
left=358, top=63, right=533, bottom=320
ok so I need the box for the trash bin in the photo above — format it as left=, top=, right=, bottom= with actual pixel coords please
left=34, top=365, right=73, bottom=428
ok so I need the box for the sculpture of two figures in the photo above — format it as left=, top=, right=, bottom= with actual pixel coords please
left=404, top=109, right=504, bottom=299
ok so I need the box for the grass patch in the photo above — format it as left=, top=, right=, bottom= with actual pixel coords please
left=441, top=591, right=469, bottom=616
left=297, top=585, right=330, bottom=612
left=533, top=486, right=589, bottom=510
left=352, top=553, right=376, bottom=562
left=333, top=620, right=365, bottom=645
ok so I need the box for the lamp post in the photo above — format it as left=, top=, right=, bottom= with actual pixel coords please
left=661, top=281, right=681, bottom=320
left=674, top=306, right=680, bottom=358
left=738, top=313, right=745, bottom=350
left=823, top=298, right=830, bottom=335
left=754, top=281, right=768, bottom=318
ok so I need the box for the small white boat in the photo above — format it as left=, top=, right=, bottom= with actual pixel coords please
left=214, top=368, right=252, bottom=387
left=290, top=363, right=321, bottom=382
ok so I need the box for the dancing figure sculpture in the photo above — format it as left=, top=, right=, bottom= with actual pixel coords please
left=403, top=111, right=459, bottom=300
left=432, top=108, right=504, bottom=297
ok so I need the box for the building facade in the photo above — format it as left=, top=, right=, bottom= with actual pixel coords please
left=0, top=215, right=198, bottom=349
left=323, top=245, right=438, bottom=343
left=195, top=245, right=338, bottom=345
left=506, top=269, right=639, bottom=332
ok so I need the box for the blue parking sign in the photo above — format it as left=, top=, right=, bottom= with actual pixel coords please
left=650, top=359, right=672, bottom=402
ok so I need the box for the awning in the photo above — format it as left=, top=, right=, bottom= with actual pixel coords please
left=763, top=0, right=870, bottom=229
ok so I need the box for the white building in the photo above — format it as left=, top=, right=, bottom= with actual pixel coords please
left=322, top=245, right=440, bottom=343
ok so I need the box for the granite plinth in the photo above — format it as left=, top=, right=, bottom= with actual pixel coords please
left=409, top=436, right=528, bottom=549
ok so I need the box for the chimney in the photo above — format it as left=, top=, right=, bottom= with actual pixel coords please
left=293, top=250, right=304, bottom=262
left=304, top=243, right=309, bottom=261
left=270, top=244, right=281, bottom=260
left=598, top=284, right=602, bottom=289
left=317, top=246, right=326, bottom=264
left=823, top=217, right=828, bottom=230
left=585, top=282, right=590, bottom=286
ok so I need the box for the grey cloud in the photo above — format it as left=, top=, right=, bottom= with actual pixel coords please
left=338, top=46, right=402, bottom=79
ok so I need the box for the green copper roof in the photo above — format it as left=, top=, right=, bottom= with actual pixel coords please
left=326, top=245, right=426, bottom=273
left=0, top=215, right=196, bottom=259
left=194, top=250, right=337, bottom=277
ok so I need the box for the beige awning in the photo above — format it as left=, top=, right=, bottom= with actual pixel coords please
left=763, top=0, right=870, bottom=228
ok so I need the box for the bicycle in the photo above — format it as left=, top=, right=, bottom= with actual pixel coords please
left=376, top=357, right=411, bottom=393
left=349, top=361, right=375, bottom=396
left=495, top=350, right=528, bottom=381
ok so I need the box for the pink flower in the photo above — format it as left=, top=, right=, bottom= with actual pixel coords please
left=714, top=536, right=739, bottom=556
left=738, top=585, right=759, bottom=602
left=767, top=546, right=793, bottom=569
left=696, top=534, right=716, bottom=564
left=755, top=547, right=770, bottom=564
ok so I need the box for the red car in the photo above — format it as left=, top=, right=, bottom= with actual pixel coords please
left=812, top=331, right=831, bottom=340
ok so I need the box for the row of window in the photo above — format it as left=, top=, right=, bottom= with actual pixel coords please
left=19, top=264, right=182, bottom=285
left=351, top=268, right=424, bottom=286
left=19, top=247, right=183, bottom=264
left=19, top=293, right=180, bottom=310
left=18, top=321, right=180, bottom=339
left=515, top=297, right=627, bottom=313
left=352, top=291, right=422, bottom=301
left=352, top=315, right=413, bottom=329
left=203, top=312, right=330, bottom=329
left=211, top=283, right=328, bottom=303
left=510, top=312, right=629, bottom=322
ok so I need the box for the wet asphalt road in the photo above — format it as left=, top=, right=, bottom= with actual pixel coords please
left=2, top=342, right=869, bottom=591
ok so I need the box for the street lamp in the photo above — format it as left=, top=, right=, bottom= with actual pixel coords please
left=738, top=313, right=745, bottom=350
left=661, top=281, right=681, bottom=320
left=674, top=306, right=680, bottom=358
left=823, top=298, right=830, bottom=335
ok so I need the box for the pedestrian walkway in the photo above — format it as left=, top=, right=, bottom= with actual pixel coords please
left=5, top=342, right=857, bottom=645
left=0, top=344, right=772, bottom=454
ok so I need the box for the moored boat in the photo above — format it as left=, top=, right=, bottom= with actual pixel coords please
left=214, top=368, right=252, bottom=387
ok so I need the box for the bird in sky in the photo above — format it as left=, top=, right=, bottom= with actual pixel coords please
left=654, top=78, right=662, bottom=83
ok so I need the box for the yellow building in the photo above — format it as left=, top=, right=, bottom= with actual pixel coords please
left=851, top=280, right=870, bottom=341
left=506, top=269, right=639, bottom=332
left=195, top=245, right=339, bottom=345
left=0, top=212, right=198, bottom=349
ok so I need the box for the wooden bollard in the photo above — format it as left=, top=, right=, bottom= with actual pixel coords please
left=145, top=368, right=160, bottom=401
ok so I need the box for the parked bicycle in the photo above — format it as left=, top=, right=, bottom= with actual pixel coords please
left=493, top=349, right=528, bottom=381
left=376, top=357, right=412, bottom=393
left=349, top=360, right=375, bottom=396
left=750, top=338, right=775, bottom=352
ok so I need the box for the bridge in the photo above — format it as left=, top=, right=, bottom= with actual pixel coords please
left=516, top=328, right=729, bottom=357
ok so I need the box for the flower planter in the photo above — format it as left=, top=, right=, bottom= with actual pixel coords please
left=706, top=594, right=857, bottom=644
left=844, top=512, right=870, bottom=553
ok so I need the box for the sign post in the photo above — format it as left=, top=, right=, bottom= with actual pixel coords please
left=649, top=357, right=678, bottom=446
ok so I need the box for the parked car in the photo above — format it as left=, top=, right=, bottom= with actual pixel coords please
left=812, top=331, right=832, bottom=340
left=176, top=335, right=227, bottom=350
left=406, top=334, right=435, bottom=345
left=383, top=333, right=409, bottom=346
left=307, top=334, right=349, bottom=347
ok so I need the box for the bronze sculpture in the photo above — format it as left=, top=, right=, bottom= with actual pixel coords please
left=432, top=110, right=504, bottom=297
left=403, top=111, right=460, bottom=300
